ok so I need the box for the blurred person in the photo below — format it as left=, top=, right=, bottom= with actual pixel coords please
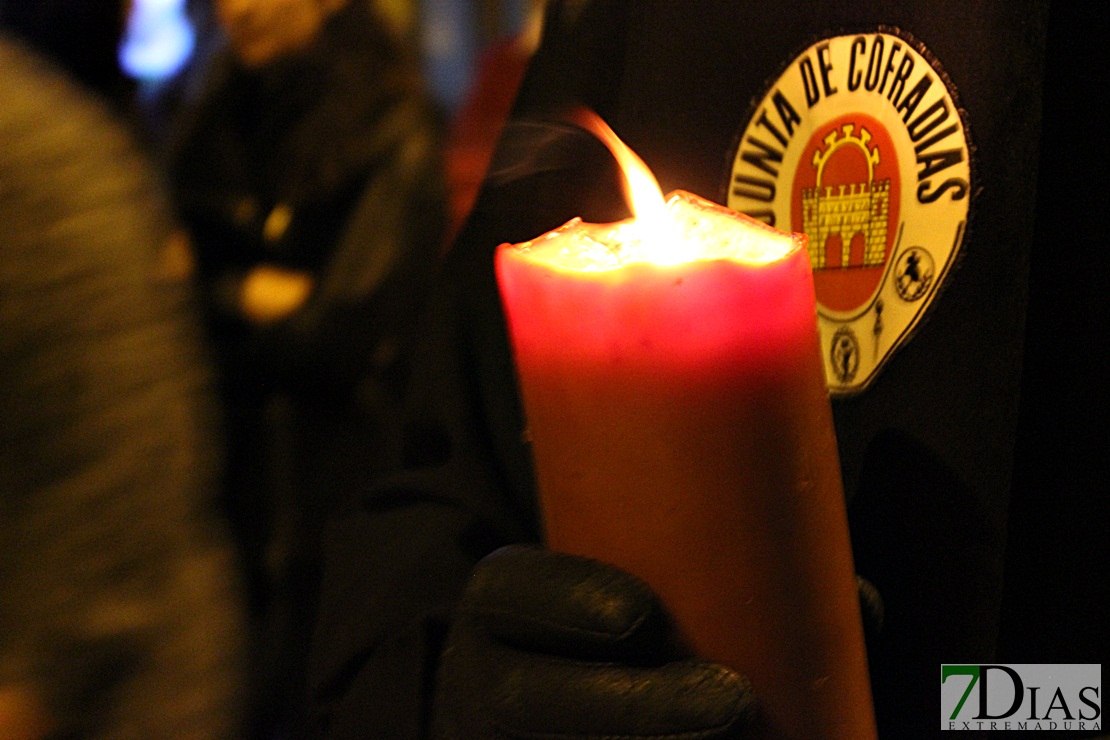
left=0, top=31, right=245, bottom=740
left=165, top=0, right=446, bottom=734
left=306, top=0, right=1108, bottom=737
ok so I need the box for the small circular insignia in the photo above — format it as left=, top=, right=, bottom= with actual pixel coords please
left=728, top=29, right=973, bottom=394
left=894, top=247, right=934, bottom=301
left=830, top=326, right=860, bottom=386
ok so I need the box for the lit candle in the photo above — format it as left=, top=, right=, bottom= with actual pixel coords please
left=495, top=114, right=876, bottom=739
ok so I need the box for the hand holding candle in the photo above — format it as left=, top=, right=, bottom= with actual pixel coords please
left=495, top=113, right=877, bottom=739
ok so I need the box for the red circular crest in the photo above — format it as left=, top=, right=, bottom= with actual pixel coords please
left=790, top=114, right=900, bottom=315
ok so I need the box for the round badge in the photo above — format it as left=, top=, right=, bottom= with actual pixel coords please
left=727, top=30, right=972, bottom=395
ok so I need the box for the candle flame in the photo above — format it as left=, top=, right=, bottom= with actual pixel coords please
left=575, top=110, right=665, bottom=223
left=511, top=110, right=800, bottom=272
left=574, top=110, right=685, bottom=264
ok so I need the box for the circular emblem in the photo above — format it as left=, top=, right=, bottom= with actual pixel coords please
left=830, top=326, right=861, bottom=385
left=727, top=30, right=972, bottom=394
left=894, top=247, right=934, bottom=301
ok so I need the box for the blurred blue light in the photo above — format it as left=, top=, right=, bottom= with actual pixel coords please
left=119, top=0, right=195, bottom=82
left=420, top=0, right=478, bottom=112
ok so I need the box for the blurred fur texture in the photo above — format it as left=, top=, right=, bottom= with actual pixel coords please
left=0, top=36, right=245, bottom=738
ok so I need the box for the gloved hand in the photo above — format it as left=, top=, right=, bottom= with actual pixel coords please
left=431, top=545, right=758, bottom=739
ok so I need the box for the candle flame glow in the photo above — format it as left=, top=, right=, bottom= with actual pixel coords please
left=574, top=110, right=686, bottom=264
left=512, top=111, right=801, bottom=272
left=575, top=111, right=666, bottom=224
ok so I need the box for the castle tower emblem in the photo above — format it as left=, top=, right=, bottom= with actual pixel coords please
left=789, top=113, right=901, bottom=316
left=802, top=124, right=891, bottom=272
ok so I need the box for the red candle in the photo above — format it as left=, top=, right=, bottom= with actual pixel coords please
left=495, top=115, right=876, bottom=739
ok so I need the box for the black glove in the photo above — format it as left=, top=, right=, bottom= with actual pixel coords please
left=431, top=545, right=758, bottom=739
